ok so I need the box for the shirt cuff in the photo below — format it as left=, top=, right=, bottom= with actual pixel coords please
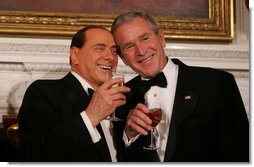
left=122, top=131, right=140, bottom=147
left=80, top=111, right=101, bottom=143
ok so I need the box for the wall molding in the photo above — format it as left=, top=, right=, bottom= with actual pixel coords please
left=0, top=40, right=249, bottom=80
left=0, top=41, right=249, bottom=71
left=0, top=62, right=249, bottom=79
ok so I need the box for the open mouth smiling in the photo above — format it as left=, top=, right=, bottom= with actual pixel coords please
left=97, top=64, right=112, bottom=71
left=138, top=55, right=153, bottom=64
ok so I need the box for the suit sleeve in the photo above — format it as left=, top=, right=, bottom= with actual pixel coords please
left=18, top=81, right=93, bottom=161
left=218, top=73, right=249, bottom=161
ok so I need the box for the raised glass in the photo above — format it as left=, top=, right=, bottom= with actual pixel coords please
left=143, top=101, right=162, bottom=150
left=106, top=72, right=124, bottom=121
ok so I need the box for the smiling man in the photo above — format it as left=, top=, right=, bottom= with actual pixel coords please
left=18, top=26, right=130, bottom=162
left=111, top=11, right=249, bottom=162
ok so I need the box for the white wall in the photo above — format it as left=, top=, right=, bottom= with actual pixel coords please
left=0, top=1, right=249, bottom=122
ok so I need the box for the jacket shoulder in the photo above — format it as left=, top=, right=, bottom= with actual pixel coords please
left=172, top=58, right=234, bottom=79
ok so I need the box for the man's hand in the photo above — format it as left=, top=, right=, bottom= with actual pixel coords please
left=85, top=77, right=130, bottom=126
left=125, top=103, right=152, bottom=139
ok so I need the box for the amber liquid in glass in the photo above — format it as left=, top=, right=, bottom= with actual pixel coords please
left=143, top=108, right=162, bottom=150
left=106, top=72, right=124, bottom=122
left=147, top=108, right=162, bottom=127
left=112, top=82, right=124, bottom=87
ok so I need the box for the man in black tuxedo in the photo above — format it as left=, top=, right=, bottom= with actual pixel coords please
left=111, top=11, right=249, bottom=162
left=18, top=26, right=130, bottom=161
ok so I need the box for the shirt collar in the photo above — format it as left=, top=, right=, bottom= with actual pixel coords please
left=141, top=58, right=177, bottom=84
left=162, top=58, right=177, bottom=87
left=71, top=71, right=93, bottom=94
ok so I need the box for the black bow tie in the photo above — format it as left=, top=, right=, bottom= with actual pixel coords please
left=138, top=72, right=167, bottom=94
left=88, top=88, right=94, bottom=98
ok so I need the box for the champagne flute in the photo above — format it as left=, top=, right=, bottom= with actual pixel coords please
left=143, top=101, right=163, bottom=150
left=106, top=72, right=124, bottom=121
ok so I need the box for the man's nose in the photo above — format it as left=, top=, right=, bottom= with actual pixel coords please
left=135, top=42, right=146, bottom=55
left=105, top=49, right=114, bottom=61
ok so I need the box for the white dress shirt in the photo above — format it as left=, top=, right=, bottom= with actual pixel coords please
left=71, top=71, right=117, bottom=162
left=123, top=59, right=179, bottom=162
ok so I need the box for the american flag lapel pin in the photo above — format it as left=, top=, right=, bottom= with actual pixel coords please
left=184, top=95, right=191, bottom=100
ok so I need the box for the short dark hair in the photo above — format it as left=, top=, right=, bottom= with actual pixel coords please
left=69, top=26, right=109, bottom=64
left=111, top=11, right=160, bottom=58
left=71, top=26, right=109, bottom=49
left=111, top=11, right=160, bottom=36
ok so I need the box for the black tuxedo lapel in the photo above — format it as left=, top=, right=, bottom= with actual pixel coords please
left=62, top=73, right=112, bottom=161
left=62, top=73, right=90, bottom=112
left=164, top=79, right=199, bottom=161
left=125, top=65, right=199, bottom=161
left=95, top=123, right=112, bottom=162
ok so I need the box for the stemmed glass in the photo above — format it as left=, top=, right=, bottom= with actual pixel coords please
left=106, top=72, right=124, bottom=121
left=143, top=101, right=163, bottom=150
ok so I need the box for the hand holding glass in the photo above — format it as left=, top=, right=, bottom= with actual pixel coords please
left=143, top=102, right=162, bottom=150
left=106, top=72, right=124, bottom=121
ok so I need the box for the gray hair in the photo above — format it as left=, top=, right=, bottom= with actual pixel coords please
left=111, top=11, right=160, bottom=36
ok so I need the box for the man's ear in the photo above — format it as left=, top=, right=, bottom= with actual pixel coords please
left=158, top=29, right=166, bottom=48
left=70, top=47, right=79, bottom=65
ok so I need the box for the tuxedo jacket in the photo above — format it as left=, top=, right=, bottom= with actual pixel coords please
left=114, top=59, right=249, bottom=162
left=18, top=73, right=123, bottom=162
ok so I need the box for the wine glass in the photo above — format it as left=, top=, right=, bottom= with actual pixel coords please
left=143, top=101, right=163, bottom=150
left=106, top=72, right=124, bottom=121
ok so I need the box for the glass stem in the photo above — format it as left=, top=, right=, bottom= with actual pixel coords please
left=151, top=129, right=154, bottom=147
